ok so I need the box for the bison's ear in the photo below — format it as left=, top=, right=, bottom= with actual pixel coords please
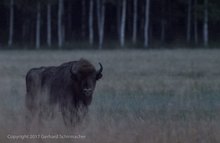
left=96, top=73, right=102, bottom=80
left=96, top=63, right=103, bottom=80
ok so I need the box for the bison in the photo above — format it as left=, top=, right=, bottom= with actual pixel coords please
left=25, top=58, right=103, bottom=126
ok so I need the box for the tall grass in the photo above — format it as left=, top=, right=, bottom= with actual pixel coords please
left=0, top=49, right=220, bottom=143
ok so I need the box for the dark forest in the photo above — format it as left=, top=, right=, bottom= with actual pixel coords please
left=0, top=0, right=220, bottom=49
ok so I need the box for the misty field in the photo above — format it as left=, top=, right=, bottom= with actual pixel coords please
left=0, top=49, right=220, bottom=143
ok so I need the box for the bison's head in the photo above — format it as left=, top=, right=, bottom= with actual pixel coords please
left=71, top=59, right=103, bottom=103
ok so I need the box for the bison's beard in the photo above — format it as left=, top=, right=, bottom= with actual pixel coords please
left=82, top=95, right=92, bottom=106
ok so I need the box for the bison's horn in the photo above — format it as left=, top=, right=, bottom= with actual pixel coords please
left=98, top=63, right=103, bottom=74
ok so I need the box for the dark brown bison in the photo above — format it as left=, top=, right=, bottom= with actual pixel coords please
left=25, top=59, right=103, bottom=126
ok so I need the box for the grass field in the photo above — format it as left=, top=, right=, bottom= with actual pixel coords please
left=0, top=49, right=220, bottom=143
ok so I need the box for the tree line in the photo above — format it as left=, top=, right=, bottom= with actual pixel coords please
left=0, top=0, right=220, bottom=49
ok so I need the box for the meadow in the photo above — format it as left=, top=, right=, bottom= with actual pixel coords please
left=0, top=49, right=220, bottom=143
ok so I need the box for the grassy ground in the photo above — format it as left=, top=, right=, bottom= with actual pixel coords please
left=0, top=49, right=220, bottom=143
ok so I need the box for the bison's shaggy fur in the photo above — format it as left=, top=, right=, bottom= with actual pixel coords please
left=25, top=59, right=103, bottom=126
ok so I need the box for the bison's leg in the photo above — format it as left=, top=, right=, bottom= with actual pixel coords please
left=25, top=92, right=38, bottom=131
left=61, top=106, right=74, bottom=126
left=37, top=88, right=56, bottom=126
left=38, top=103, right=56, bottom=121
left=60, top=104, right=78, bottom=126
left=25, top=69, right=43, bottom=130
left=61, top=104, right=88, bottom=127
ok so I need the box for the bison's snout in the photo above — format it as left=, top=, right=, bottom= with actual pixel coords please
left=83, top=88, right=93, bottom=96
